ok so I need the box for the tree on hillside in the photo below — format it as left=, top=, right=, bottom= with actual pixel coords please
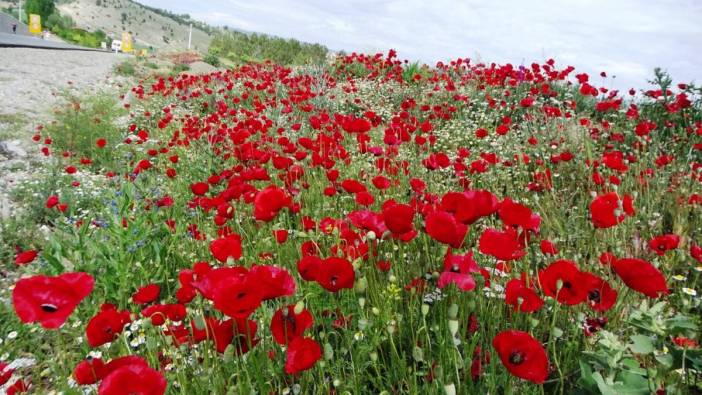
left=24, top=0, right=55, bottom=21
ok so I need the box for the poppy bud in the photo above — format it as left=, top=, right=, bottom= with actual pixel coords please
left=448, top=320, right=459, bottom=336
left=448, top=304, right=459, bottom=319
left=293, top=301, right=305, bottom=315
left=421, top=304, right=430, bottom=316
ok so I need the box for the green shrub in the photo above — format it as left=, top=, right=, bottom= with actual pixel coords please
left=171, top=63, right=190, bottom=74
left=202, top=53, right=220, bottom=67
left=51, top=25, right=106, bottom=48
left=210, top=31, right=328, bottom=66
left=43, top=92, right=124, bottom=161
left=114, top=60, right=137, bottom=77
left=24, top=0, right=55, bottom=21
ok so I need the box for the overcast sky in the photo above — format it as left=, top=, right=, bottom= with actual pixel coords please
left=139, top=0, right=701, bottom=90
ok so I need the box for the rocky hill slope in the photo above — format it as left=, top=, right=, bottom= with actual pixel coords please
left=56, top=0, right=212, bottom=52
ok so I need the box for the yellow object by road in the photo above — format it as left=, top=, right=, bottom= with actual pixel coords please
left=28, top=14, right=41, bottom=34
left=122, top=32, right=133, bottom=53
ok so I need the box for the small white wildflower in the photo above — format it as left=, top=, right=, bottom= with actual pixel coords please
left=88, top=350, right=102, bottom=359
left=682, top=288, right=697, bottom=297
left=6, top=331, right=18, bottom=340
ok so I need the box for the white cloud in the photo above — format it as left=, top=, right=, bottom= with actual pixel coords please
left=137, top=0, right=701, bottom=89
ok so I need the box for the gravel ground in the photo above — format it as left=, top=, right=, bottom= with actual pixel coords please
left=0, top=47, right=128, bottom=118
left=0, top=47, right=129, bottom=219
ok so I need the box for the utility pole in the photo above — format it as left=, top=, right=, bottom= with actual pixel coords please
left=187, top=23, right=192, bottom=50
left=18, top=0, right=22, bottom=23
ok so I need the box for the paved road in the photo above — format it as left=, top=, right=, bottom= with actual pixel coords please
left=0, top=32, right=105, bottom=51
left=0, top=12, right=29, bottom=35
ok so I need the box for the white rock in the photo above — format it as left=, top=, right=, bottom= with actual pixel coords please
left=0, top=140, right=26, bottom=158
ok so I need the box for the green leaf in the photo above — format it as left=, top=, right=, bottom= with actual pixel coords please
left=666, top=313, right=699, bottom=332
left=620, top=358, right=647, bottom=375
left=551, top=326, right=564, bottom=338
left=629, top=335, right=654, bottom=354
left=578, top=360, right=598, bottom=392
left=43, top=253, right=65, bottom=273
left=655, top=353, right=673, bottom=369
left=614, top=370, right=649, bottom=395
left=592, top=372, right=618, bottom=395
left=412, top=346, right=424, bottom=362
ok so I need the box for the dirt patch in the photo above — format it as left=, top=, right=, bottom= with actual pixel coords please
left=0, top=47, right=129, bottom=219
left=0, top=47, right=129, bottom=119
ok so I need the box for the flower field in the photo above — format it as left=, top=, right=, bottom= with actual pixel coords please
left=1, top=51, right=701, bottom=394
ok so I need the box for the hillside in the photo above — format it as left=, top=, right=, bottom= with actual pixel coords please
left=55, top=0, right=212, bottom=52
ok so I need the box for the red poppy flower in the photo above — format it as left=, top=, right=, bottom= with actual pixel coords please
left=538, top=260, right=587, bottom=305
left=602, top=151, right=628, bottom=172
left=0, top=362, right=13, bottom=386
left=498, top=198, right=541, bottom=232
left=14, top=250, right=38, bottom=265
left=382, top=203, right=415, bottom=235
left=492, top=330, right=549, bottom=384
left=505, top=278, right=544, bottom=313
left=437, top=250, right=480, bottom=291
left=316, top=257, right=355, bottom=292
left=190, top=182, right=209, bottom=196
left=425, top=210, right=467, bottom=248
left=582, top=317, right=608, bottom=337
left=254, top=185, right=292, bottom=222
left=648, top=234, right=680, bottom=256
left=191, top=266, right=247, bottom=300
left=285, top=336, right=322, bottom=374
left=589, top=192, right=635, bottom=228
left=86, top=303, right=132, bottom=347
left=478, top=228, right=526, bottom=261
left=271, top=305, right=314, bottom=345
left=611, top=258, right=669, bottom=298
left=249, top=265, right=296, bottom=300
left=692, top=243, right=702, bottom=263
left=141, top=304, right=186, bottom=325
left=175, top=284, right=196, bottom=304
left=451, top=190, right=499, bottom=224
left=672, top=336, right=699, bottom=349
left=599, top=251, right=618, bottom=265
left=132, top=284, right=161, bottom=304
left=372, top=175, right=391, bottom=190
left=209, top=233, right=243, bottom=262
left=438, top=271, right=476, bottom=291
left=6, top=379, right=28, bottom=394
left=191, top=316, right=259, bottom=354
left=470, top=346, right=491, bottom=380
left=354, top=191, right=375, bottom=206
left=580, top=272, right=618, bottom=312
left=46, top=195, right=59, bottom=209
left=442, top=249, right=479, bottom=273
left=539, top=240, right=558, bottom=255
left=73, top=357, right=107, bottom=385
left=13, top=272, right=94, bottom=329
left=98, top=359, right=167, bottom=395
left=297, top=256, right=322, bottom=281
left=348, top=210, right=388, bottom=236
left=212, top=274, right=263, bottom=318
left=273, top=229, right=289, bottom=244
